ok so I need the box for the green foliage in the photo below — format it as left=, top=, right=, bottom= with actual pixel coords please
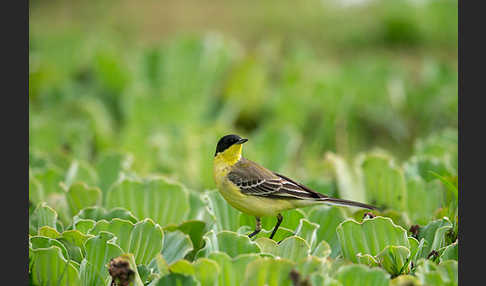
left=30, top=1, right=457, bottom=283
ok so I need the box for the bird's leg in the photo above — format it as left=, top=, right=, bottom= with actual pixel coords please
left=269, top=213, right=283, bottom=240
left=248, top=217, right=261, bottom=238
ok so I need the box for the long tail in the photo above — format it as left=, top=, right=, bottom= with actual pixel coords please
left=316, top=197, right=378, bottom=210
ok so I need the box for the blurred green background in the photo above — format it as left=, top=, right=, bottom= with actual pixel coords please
left=29, top=0, right=457, bottom=192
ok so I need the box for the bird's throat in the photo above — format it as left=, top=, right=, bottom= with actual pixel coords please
left=214, top=144, right=242, bottom=167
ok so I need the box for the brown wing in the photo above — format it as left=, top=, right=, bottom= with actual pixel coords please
left=227, top=158, right=325, bottom=200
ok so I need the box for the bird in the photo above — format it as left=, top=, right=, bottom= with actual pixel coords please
left=213, top=134, right=377, bottom=240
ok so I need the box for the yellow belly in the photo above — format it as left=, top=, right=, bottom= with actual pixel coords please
left=218, top=178, right=296, bottom=217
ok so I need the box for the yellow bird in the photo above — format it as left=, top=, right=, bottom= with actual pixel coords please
left=213, top=134, right=377, bottom=239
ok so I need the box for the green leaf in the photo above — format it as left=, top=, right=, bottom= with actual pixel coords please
left=162, top=230, right=194, bottom=265
left=415, top=259, right=458, bottom=286
left=196, top=231, right=261, bottom=258
left=30, top=202, right=58, bottom=235
left=440, top=241, right=458, bottom=262
left=95, top=151, right=133, bottom=200
left=151, top=273, right=199, bottom=286
left=91, top=218, right=164, bottom=266
left=73, top=206, right=138, bottom=224
left=242, top=257, right=295, bottom=286
left=65, top=182, right=102, bottom=216
left=73, top=219, right=96, bottom=234
left=63, top=160, right=99, bottom=189
left=38, top=226, right=60, bottom=238
left=203, top=190, right=240, bottom=232
left=173, top=220, right=208, bottom=255
left=30, top=172, right=45, bottom=205
left=57, top=230, right=92, bottom=263
left=255, top=236, right=309, bottom=261
left=308, top=205, right=347, bottom=258
left=208, top=252, right=260, bottom=286
left=359, top=153, right=407, bottom=211
left=30, top=246, right=81, bottom=286
left=417, top=218, right=453, bottom=257
left=89, top=219, right=134, bottom=251
left=106, top=177, right=190, bottom=226
left=312, top=240, right=332, bottom=259
left=390, top=275, right=421, bottom=286
left=335, top=264, right=390, bottom=286
left=31, top=166, right=65, bottom=195
left=404, top=175, right=444, bottom=225
left=193, top=258, right=221, bottom=286
left=336, top=216, right=409, bottom=263
left=30, top=236, right=69, bottom=260
left=80, top=232, right=124, bottom=286
left=325, top=152, right=366, bottom=203
left=293, top=219, right=319, bottom=249
left=376, top=245, right=411, bottom=276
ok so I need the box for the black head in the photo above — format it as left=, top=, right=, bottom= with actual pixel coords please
left=215, top=134, right=248, bottom=156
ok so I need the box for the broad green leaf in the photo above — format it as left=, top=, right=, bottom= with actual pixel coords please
left=38, top=226, right=60, bottom=238
left=30, top=173, right=45, bottom=205
left=308, top=205, right=347, bottom=258
left=255, top=236, right=309, bottom=261
left=242, top=257, right=295, bottom=286
left=89, top=218, right=135, bottom=252
left=359, top=153, right=407, bottom=211
left=151, top=273, right=199, bottom=286
left=417, top=218, right=453, bottom=257
left=107, top=254, right=144, bottom=286
left=162, top=230, right=194, bottom=265
left=47, top=193, right=71, bottom=227
left=57, top=230, right=92, bottom=263
left=174, top=220, right=208, bottom=253
left=293, top=219, right=319, bottom=249
left=415, top=259, right=458, bottom=286
left=406, top=156, right=454, bottom=182
left=196, top=231, right=260, bottom=258
left=30, top=236, right=69, bottom=260
left=95, top=151, right=133, bottom=200
left=73, top=219, right=96, bottom=234
left=80, top=232, right=124, bottom=286
left=312, top=240, right=332, bottom=259
left=193, top=258, right=221, bottom=286
left=336, top=216, right=409, bottom=263
left=295, top=256, right=327, bottom=277
left=65, top=182, right=102, bottom=216
left=30, top=246, right=81, bottom=286
left=73, top=206, right=138, bottom=224
left=208, top=252, right=260, bottom=286
left=404, top=176, right=444, bottom=225
left=93, top=218, right=164, bottom=266
left=203, top=190, right=240, bottom=232
left=63, top=160, right=99, bottom=189
left=169, top=259, right=195, bottom=276
left=30, top=203, right=58, bottom=235
left=335, top=264, right=390, bottom=286
left=440, top=241, right=458, bottom=262
left=31, top=166, right=65, bottom=195
left=376, top=245, right=411, bottom=276
left=187, top=191, right=208, bottom=221
left=390, top=275, right=421, bottom=286
left=356, top=253, right=379, bottom=267
left=106, top=177, right=190, bottom=226
left=325, top=152, right=365, bottom=203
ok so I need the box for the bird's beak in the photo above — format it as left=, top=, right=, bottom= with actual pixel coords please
left=237, top=138, right=248, bottom=144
